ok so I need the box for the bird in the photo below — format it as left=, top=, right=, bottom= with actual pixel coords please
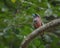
left=32, top=14, right=43, bottom=29
left=32, top=14, right=53, bottom=48
left=32, top=13, right=44, bottom=40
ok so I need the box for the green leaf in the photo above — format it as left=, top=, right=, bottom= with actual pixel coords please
left=11, top=0, right=16, bottom=3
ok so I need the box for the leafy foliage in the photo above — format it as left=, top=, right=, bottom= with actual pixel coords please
left=0, top=0, right=60, bottom=48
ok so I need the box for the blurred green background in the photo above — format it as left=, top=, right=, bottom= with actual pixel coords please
left=0, top=0, right=60, bottom=48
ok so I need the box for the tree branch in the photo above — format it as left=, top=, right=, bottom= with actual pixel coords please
left=20, top=18, right=60, bottom=48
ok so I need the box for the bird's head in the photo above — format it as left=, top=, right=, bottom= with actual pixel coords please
left=32, top=14, right=39, bottom=18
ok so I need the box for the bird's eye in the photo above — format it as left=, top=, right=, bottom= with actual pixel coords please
left=33, top=20, right=38, bottom=24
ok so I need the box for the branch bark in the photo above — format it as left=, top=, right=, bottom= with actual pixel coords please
left=20, top=19, right=60, bottom=48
